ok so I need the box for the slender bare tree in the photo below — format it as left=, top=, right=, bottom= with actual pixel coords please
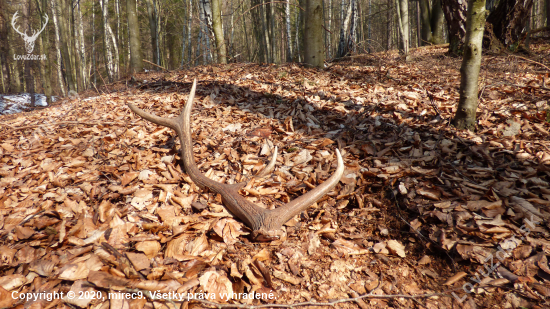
left=452, top=0, right=487, bottom=130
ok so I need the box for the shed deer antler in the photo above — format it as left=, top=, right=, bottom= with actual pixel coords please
left=128, top=79, right=344, bottom=241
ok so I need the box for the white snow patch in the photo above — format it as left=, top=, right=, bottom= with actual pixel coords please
left=0, top=93, right=57, bottom=115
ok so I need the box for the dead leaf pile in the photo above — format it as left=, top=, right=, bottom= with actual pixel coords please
left=2, top=46, right=550, bottom=308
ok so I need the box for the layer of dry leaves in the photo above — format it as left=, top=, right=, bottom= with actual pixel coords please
left=1, top=45, right=550, bottom=309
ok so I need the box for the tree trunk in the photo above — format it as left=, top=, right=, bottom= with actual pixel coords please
left=452, top=0, right=487, bottom=130
left=77, top=1, right=87, bottom=89
left=337, top=0, right=353, bottom=58
left=297, top=0, right=304, bottom=61
left=198, top=0, right=213, bottom=63
left=58, top=0, right=77, bottom=93
left=431, top=0, right=445, bottom=44
left=251, top=0, right=266, bottom=63
left=0, top=4, right=11, bottom=93
left=262, top=0, right=272, bottom=62
left=387, top=0, right=392, bottom=50
left=486, top=0, right=533, bottom=48
left=71, top=5, right=82, bottom=92
left=367, top=0, right=371, bottom=52
left=188, top=0, right=193, bottom=63
left=349, top=0, right=358, bottom=54
left=37, top=0, right=52, bottom=102
left=145, top=0, right=160, bottom=66
left=547, top=0, right=550, bottom=26
left=420, top=0, right=432, bottom=45
left=50, top=0, right=65, bottom=96
left=395, top=0, right=409, bottom=55
left=25, top=0, right=35, bottom=106
left=127, top=0, right=143, bottom=73
left=304, top=0, right=324, bottom=67
left=441, top=0, right=468, bottom=55
left=286, top=0, right=293, bottom=61
left=101, top=0, right=115, bottom=81
left=211, top=0, right=227, bottom=64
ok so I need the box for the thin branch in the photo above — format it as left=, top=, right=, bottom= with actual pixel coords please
left=143, top=59, right=167, bottom=71
left=509, top=54, right=550, bottom=72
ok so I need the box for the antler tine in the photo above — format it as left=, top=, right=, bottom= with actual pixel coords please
left=254, top=146, right=278, bottom=178
left=270, top=149, right=344, bottom=228
left=128, top=79, right=344, bottom=242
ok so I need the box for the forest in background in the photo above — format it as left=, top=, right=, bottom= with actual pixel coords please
left=0, top=0, right=547, bottom=100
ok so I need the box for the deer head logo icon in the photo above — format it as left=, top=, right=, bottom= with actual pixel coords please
left=11, top=11, right=48, bottom=54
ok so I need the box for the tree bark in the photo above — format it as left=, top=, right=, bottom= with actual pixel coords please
left=387, top=0, right=392, bottom=50
left=211, top=0, right=227, bottom=64
left=431, top=0, right=445, bottom=44
left=486, top=0, right=533, bottom=48
left=58, top=0, right=77, bottom=93
left=452, top=0, right=487, bottom=130
left=50, top=0, right=65, bottom=96
left=100, top=0, right=115, bottom=81
left=25, top=0, right=35, bottom=106
left=145, top=0, right=160, bottom=67
left=77, top=1, right=87, bottom=89
left=395, top=0, right=409, bottom=55
left=127, top=0, right=143, bottom=73
left=337, top=0, right=354, bottom=58
left=304, top=0, right=324, bottom=67
left=441, top=0, right=468, bottom=55
left=286, top=0, right=293, bottom=61
left=37, top=0, right=52, bottom=102
left=420, top=0, right=432, bottom=45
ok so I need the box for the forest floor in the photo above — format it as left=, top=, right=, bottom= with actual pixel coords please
left=1, top=44, right=550, bottom=309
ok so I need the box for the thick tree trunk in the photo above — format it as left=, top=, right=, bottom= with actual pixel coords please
left=304, top=0, right=324, bottom=68
left=441, top=0, right=468, bottom=54
left=127, top=0, right=143, bottom=73
left=452, top=0, right=487, bottom=130
left=211, top=0, right=227, bottom=64
left=486, top=0, right=533, bottom=47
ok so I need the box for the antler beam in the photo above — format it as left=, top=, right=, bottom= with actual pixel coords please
left=128, top=79, right=344, bottom=241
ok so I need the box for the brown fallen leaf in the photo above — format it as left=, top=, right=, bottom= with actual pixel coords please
left=443, top=272, right=467, bottom=285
